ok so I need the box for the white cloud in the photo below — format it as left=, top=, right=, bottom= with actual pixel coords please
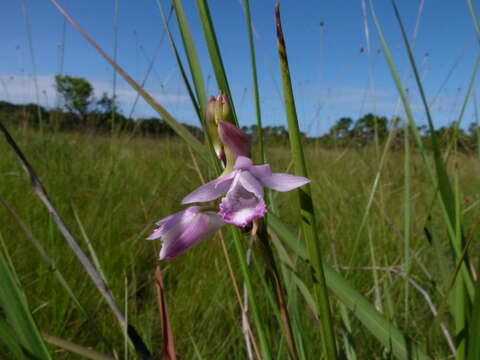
left=0, top=73, right=190, bottom=112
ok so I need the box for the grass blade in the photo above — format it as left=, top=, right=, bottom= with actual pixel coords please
left=0, top=318, right=26, bottom=359
left=155, top=267, right=177, bottom=360
left=390, top=0, right=460, bottom=243
left=275, top=3, right=337, bottom=359
left=157, top=0, right=220, bottom=171
left=1, top=198, right=86, bottom=316
left=243, top=0, right=265, bottom=162
left=0, top=249, right=51, bottom=359
left=388, top=3, right=477, bottom=356
left=403, top=110, right=412, bottom=324
left=370, top=0, right=474, bottom=301
left=172, top=0, right=208, bottom=114
left=42, top=334, right=115, bottom=360
left=269, top=216, right=430, bottom=360
left=0, top=120, right=153, bottom=360
left=50, top=0, right=205, bottom=155
left=467, top=0, right=480, bottom=40
left=467, top=265, right=480, bottom=360
left=156, top=0, right=201, bottom=121
left=194, top=0, right=238, bottom=126
left=231, top=228, right=272, bottom=360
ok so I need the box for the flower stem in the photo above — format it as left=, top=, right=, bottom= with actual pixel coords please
left=231, top=228, right=272, bottom=360
left=256, top=221, right=299, bottom=359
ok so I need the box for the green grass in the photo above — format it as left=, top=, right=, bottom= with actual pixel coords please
left=2, top=127, right=480, bottom=358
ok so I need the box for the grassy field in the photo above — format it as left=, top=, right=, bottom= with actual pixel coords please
left=2, top=0, right=480, bottom=358
left=2, top=126, right=479, bottom=358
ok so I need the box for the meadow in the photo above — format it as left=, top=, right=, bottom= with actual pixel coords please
left=2, top=0, right=480, bottom=359
left=1, top=126, right=479, bottom=359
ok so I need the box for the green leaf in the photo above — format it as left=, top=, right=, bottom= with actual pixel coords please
left=172, top=0, right=208, bottom=114
left=467, top=273, right=480, bottom=359
left=0, top=318, right=27, bottom=359
left=42, top=334, right=115, bottom=360
left=50, top=0, right=205, bottom=155
left=269, top=217, right=430, bottom=360
left=243, top=0, right=265, bottom=163
left=0, top=250, right=51, bottom=359
left=275, top=4, right=337, bottom=359
left=158, top=0, right=220, bottom=172
left=194, top=0, right=238, bottom=126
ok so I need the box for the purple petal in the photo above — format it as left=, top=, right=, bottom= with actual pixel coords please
left=218, top=120, right=251, bottom=158
left=181, top=172, right=235, bottom=204
left=260, top=173, right=310, bottom=192
left=150, top=206, right=224, bottom=260
left=250, top=164, right=272, bottom=180
left=147, top=211, right=185, bottom=240
left=155, top=211, right=183, bottom=229
left=238, top=171, right=263, bottom=198
left=219, top=175, right=267, bottom=227
left=234, top=156, right=253, bottom=170
left=147, top=227, right=163, bottom=240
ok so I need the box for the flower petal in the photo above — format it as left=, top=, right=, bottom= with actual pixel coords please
left=238, top=171, right=264, bottom=198
left=249, top=164, right=272, bottom=180
left=260, top=173, right=310, bottom=192
left=147, top=210, right=186, bottom=240
left=218, top=120, right=251, bottom=158
left=156, top=207, right=224, bottom=260
left=234, top=156, right=253, bottom=170
left=181, top=172, right=235, bottom=204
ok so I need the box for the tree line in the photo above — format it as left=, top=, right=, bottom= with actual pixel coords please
left=1, top=75, right=479, bottom=151
left=0, top=75, right=202, bottom=138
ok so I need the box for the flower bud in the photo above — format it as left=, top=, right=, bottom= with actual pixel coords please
left=205, top=96, right=223, bottom=161
left=214, top=93, right=232, bottom=124
left=206, top=93, right=250, bottom=172
left=218, top=119, right=250, bottom=159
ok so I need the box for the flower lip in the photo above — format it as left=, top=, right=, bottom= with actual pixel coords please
left=219, top=196, right=267, bottom=227
left=218, top=171, right=266, bottom=227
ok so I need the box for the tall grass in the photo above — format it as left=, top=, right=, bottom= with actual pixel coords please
left=1, top=1, right=480, bottom=359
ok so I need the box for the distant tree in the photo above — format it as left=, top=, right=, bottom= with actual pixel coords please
left=55, top=75, right=93, bottom=120
left=330, top=117, right=353, bottom=139
left=96, top=92, right=117, bottom=115
left=135, top=117, right=175, bottom=137
left=92, top=92, right=124, bottom=130
left=353, top=113, right=388, bottom=143
left=469, top=122, right=480, bottom=152
left=0, top=101, right=48, bottom=126
left=418, top=125, right=427, bottom=136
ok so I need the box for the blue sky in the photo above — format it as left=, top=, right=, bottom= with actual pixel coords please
left=1, top=0, right=479, bottom=136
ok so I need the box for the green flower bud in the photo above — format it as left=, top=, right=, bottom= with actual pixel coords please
left=215, top=93, right=232, bottom=124
left=205, top=93, right=250, bottom=173
left=205, top=96, right=223, bottom=161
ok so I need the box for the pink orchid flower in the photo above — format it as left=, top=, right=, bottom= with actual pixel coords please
left=182, top=156, right=310, bottom=227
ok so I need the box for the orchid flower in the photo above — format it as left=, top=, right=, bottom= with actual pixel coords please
left=147, top=206, right=224, bottom=260
left=182, top=156, right=310, bottom=227
left=148, top=93, right=310, bottom=260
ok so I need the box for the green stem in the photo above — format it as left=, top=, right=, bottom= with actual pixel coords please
left=195, top=0, right=238, bottom=126
left=243, top=0, right=265, bottom=163
left=275, top=4, right=337, bottom=359
left=256, top=221, right=299, bottom=359
left=231, top=228, right=272, bottom=360
left=404, top=122, right=411, bottom=325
